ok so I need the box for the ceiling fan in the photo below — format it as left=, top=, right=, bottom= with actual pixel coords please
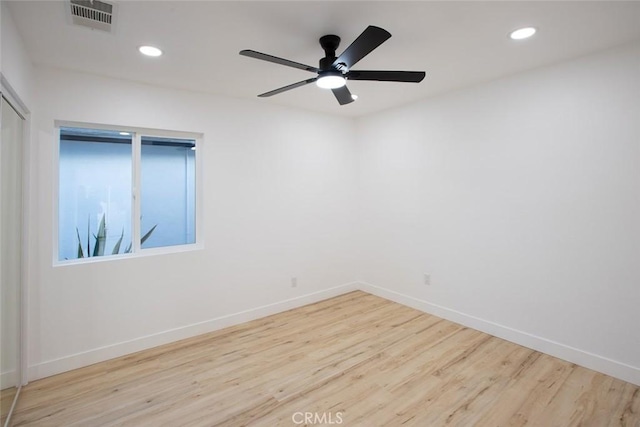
left=239, top=25, right=426, bottom=106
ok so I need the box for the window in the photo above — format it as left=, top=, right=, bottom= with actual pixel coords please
left=57, top=124, right=200, bottom=262
left=140, top=136, right=196, bottom=249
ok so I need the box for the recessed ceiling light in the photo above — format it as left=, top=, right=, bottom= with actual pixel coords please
left=351, top=94, right=358, bottom=100
left=510, top=27, right=536, bottom=40
left=138, top=45, right=163, bottom=57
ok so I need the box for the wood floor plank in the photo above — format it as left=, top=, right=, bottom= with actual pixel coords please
left=11, top=291, right=640, bottom=426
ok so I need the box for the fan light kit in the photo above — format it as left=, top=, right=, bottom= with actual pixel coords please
left=240, top=26, right=426, bottom=105
left=510, top=27, right=536, bottom=40
left=138, top=45, right=163, bottom=57
left=316, top=72, right=346, bottom=89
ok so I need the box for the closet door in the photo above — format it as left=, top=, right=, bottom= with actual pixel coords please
left=1, top=95, right=24, bottom=426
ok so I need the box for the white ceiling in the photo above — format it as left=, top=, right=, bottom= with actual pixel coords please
left=7, top=1, right=640, bottom=117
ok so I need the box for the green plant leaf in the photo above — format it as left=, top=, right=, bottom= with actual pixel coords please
left=112, top=228, right=124, bottom=255
left=75, top=227, right=85, bottom=258
left=140, top=224, right=158, bottom=246
left=72, top=215, right=159, bottom=257
left=86, top=215, right=91, bottom=257
left=93, top=214, right=107, bottom=257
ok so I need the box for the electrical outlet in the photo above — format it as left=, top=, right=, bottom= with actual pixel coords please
left=291, top=277, right=297, bottom=288
left=424, top=273, right=431, bottom=286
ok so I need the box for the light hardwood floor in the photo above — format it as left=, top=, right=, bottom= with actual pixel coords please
left=11, top=291, right=640, bottom=426
left=1, top=385, right=18, bottom=425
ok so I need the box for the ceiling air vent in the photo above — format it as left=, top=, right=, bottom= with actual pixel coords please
left=69, top=0, right=114, bottom=32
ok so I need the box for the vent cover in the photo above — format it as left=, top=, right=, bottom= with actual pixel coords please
left=69, top=0, right=114, bottom=32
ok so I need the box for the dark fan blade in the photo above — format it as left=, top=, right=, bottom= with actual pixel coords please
left=258, top=78, right=318, bottom=97
left=346, top=70, right=426, bottom=83
left=333, top=26, right=391, bottom=70
left=331, top=86, right=355, bottom=105
left=240, top=50, right=319, bottom=73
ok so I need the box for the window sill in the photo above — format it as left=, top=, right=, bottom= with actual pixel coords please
left=54, top=242, right=204, bottom=267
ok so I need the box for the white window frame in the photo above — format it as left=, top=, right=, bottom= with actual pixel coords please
left=54, top=120, right=204, bottom=265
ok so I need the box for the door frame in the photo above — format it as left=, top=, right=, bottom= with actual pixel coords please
left=1, top=74, right=31, bottom=389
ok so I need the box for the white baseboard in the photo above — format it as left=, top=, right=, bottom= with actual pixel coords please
left=28, top=282, right=360, bottom=381
left=357, top=281, right=640, bottom=387
left=28, top=280, right=640, bottom=387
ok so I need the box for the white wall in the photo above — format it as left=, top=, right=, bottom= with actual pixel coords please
left=1, top=1, right=34, bottom=108
left=356, top=42, right=640, bottom=385
left=29, top=68, right=359, bottom=379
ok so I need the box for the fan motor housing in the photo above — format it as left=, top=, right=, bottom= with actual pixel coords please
left=319, top=35, right=341, bottom=69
